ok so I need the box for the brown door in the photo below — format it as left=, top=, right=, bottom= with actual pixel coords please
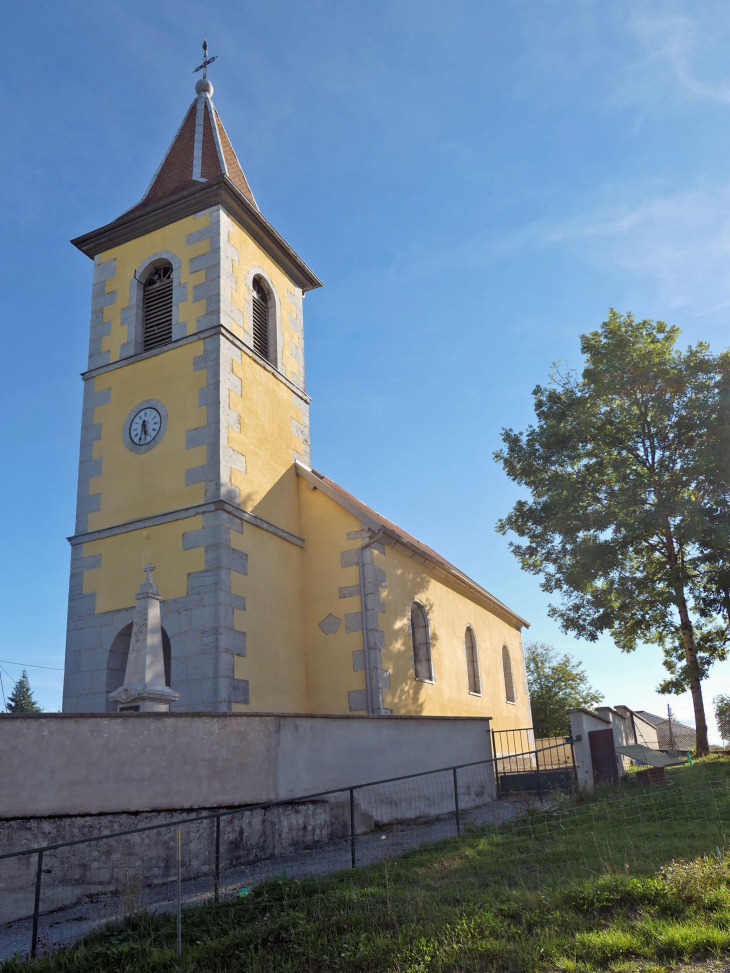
left=589, top=728, right=619, bottom=786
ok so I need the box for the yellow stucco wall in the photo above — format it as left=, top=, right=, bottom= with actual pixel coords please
left=268, top=480, right=533, bottom=726
left=379, top=546, right=531, bottom=729
left=87, top=341, right=207, bottom=531
left=228, top=354, right=303, bottom=533
left=87, top=207, right=307, bottom=534
left=224, top=219, right=303, bottom=385
left=232, top=526, right=307, bottom=713
left=98, top=213, right=212, bottom=364
left=299, top=482, right=366, bottom=714
left=83, top=517, right=204, bottom=614
left=92, top=207, right=302, bottom=383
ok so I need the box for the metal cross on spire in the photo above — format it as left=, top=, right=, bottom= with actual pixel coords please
left=193, top=38, right=218, bottom=79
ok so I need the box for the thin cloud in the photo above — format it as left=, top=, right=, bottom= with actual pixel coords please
left=632, top=12, right=730, bottom=105
left=541, top=184, right=730, bottom=311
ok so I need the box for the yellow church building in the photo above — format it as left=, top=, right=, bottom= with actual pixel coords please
left=61, top=71, right=532, bottom=728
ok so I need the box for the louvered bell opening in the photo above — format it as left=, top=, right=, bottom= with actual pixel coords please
left=252, top=280, right=270, bottom=360
left=144, top=265, right=174, bottom=351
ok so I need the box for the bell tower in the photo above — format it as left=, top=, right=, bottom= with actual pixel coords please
left=62, top=65, right=321, bottom=713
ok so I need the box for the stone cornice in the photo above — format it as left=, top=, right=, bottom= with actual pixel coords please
left=70, top=175, right=323, bottom=293
left=81, top=323, right=311, bottom=404
left=68, top=498, right=306, bottom=549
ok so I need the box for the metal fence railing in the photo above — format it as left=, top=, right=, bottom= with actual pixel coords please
left=0, top=740, right=577, bottom=961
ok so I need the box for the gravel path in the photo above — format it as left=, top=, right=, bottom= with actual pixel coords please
left=0, top=799, right=531, bottom=962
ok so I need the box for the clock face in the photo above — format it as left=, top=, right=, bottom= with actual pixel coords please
left=129, top=407, right=162, bottom=446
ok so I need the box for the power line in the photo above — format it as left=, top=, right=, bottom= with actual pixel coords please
left=0, top=660, right=64, bottom=671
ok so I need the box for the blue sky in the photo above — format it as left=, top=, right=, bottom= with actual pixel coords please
left=2, top=0, right=730, bottom=738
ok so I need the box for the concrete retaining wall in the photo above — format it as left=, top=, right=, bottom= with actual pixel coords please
left=0, top=711, right=492, bottom=819
left=0, top=712, right=494, bottom=925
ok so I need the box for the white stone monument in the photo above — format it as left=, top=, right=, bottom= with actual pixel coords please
left=109, top=564, right=179, bottom=712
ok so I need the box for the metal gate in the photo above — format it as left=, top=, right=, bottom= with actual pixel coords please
left=491, top=728, right=577, bottom=799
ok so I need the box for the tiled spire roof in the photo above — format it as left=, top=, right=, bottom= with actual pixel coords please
left=126, top=78, right=257, bottom=215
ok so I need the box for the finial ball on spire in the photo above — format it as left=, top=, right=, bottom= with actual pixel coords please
left=196, top=78, right=213, bottom=96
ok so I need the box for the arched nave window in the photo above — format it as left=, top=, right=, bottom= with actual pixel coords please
left=502, top=644, right=516, bottom=703
left=411, top=602, right=433, bottom=682
left=465, top=626, right=481, bottom=695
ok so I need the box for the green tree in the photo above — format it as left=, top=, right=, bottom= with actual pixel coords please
left=495, top=311, right=730, bottom=756
left=714, top=695, right=730, bottom=745
left=6, top=670, right=42, bottom=713
left=525, top=641, right=602, bottom=735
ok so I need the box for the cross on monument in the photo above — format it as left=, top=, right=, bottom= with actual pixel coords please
left=144, top=563, right=155, bottom=584
left=193, top=39, right=218, bottom=79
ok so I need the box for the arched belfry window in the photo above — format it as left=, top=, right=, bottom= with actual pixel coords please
left=465, top=626, right=481, bottom=695
left=411, top=602, right=433, bottom=682
left=252, top=277, right=270, bottom=361
left=502, top=644, right=516, bottom=703
left=143, top=263, right=174, bottom=351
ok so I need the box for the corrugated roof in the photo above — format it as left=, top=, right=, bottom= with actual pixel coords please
left=635, top=711, right=696, bottom=750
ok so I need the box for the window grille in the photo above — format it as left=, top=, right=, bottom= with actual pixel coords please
left=143, top=264, right=174, bottom=351
left=502, top=644, right=516, bottom=702
left=411, top=603, right=433, bottom=681
left=465, top=626, right=481, bottom=694
left=252, top=278, right=270, bottom=360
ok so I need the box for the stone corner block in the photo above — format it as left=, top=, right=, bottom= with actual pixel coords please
left=345, top=612, right=363, bottom=633
left=340, top=549, right=360, bottom=569
left=347, top=689, right=367, bottom=713
left=318, top=613, right=342, bottom=635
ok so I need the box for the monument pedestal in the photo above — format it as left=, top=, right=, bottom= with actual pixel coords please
left=109, top=564, right=179, bottom=713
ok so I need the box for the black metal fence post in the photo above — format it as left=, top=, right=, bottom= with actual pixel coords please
left=491, top=728, right=501, bottom=799
left=214, top=815, right=221, bottom=904
left=176, top=828, right=182, bottom=958
left=535, top=747, right=543, bottom=804
left=453, top=767, right=461, bottom=833
left=30, top=849, right=43, bottom=958
left=349, top=788, right=356, bottom=868
left=570, top=738, right=578, bottom=791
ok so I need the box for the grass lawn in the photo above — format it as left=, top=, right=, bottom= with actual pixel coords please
left=4, top=756, right=730, bottom=973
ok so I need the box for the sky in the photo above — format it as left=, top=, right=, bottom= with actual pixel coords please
left=2, top=0, right=730, bottom=739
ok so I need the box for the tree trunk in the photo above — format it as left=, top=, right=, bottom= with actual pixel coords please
left=676, top=594, right=709, bottom=756
left=665, top=527, right=709, bottom=756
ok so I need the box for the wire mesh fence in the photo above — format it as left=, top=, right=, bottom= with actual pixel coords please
left=4, top=741, right=725, bottom=964
left=0, top=752, right=507, bottom=960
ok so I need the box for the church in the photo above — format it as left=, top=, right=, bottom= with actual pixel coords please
left=61, top=66, right=532, bottom=730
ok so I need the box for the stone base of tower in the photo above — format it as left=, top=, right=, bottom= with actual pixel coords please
left=62, top=505, right=249, bottom=714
